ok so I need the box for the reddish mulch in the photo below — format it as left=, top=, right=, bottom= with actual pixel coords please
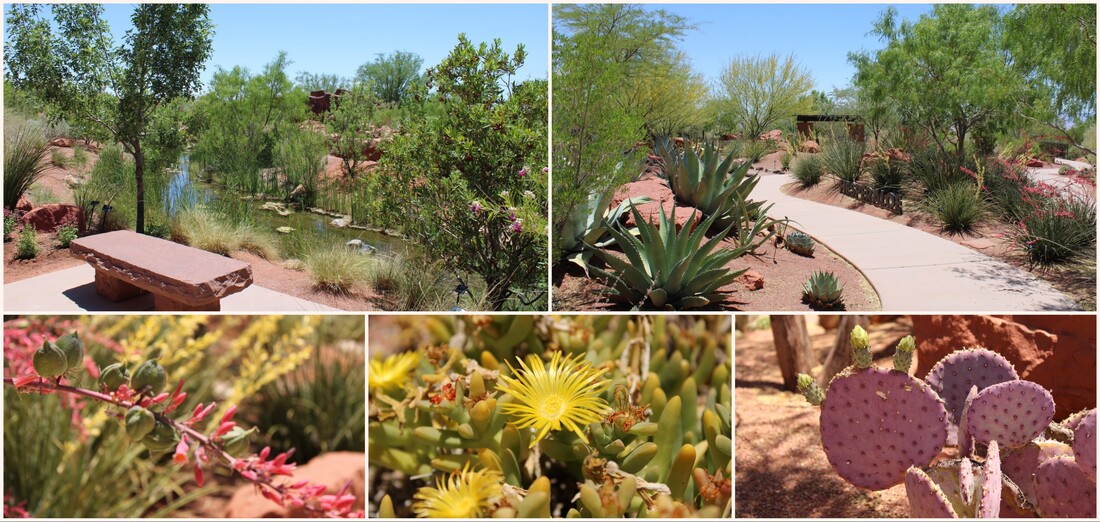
left=3, top=233, right=85, bottom=283
left=734, top=317, right=917, bottom=518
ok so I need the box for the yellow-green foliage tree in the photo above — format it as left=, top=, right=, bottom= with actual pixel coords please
left=711, top=53, right=815, bottom=139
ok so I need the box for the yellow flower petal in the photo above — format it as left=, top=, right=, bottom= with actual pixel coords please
left=496, top=351, right=610, bottom=447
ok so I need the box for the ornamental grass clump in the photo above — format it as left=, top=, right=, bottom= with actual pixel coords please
left=369, top=315, right=733, bottom=519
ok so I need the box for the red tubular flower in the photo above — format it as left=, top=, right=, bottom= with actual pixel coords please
left=12, top=374, right=38, bottom=389
left=214, top=421, right=237, bottom=438
left=173, top=436, right=190, bottom=465
left=220, top=405, right=237, bottom=425
left=194, top=464, right=204, bottom=487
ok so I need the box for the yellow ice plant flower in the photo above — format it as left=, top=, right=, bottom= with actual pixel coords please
left=497, top=351, right=611, bottom=447
left=412, top=464, right=502, bottom=518
left=369, top=351, right=419, bottom=392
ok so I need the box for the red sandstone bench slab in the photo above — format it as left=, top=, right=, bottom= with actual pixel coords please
left=69, top=230, right=253, bottom=311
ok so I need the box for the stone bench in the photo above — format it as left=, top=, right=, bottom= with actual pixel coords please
left=69, top=230, right=253, bottom=311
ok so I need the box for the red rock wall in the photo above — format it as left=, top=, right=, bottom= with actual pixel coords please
left=911, top=315, right=1096, bottom=420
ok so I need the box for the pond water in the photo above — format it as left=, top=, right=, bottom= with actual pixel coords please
left=164, top=154, right=412, bottom=256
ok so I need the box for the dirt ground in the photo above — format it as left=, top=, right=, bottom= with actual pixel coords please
left=780, top=171, right=1096, bottom=310
left=734, top=316, right=915, bottom=518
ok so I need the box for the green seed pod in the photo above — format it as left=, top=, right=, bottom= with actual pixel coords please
left=32, top=340, right=68, bottom=379
left=221, top=426, right=257, bottom=456
left=797, top=373, right=825, bottom=405
left=851, top=325, right=872, bottom=369
left=142, top=420, right=178, bottom=453
left=98, top=363, right=130, bottom=391
left=55, top=332, right=84, bottom=372
left=130, top=359, right=167, bottom=395
left=378, top=495, right=396, bottom=518
left=124, top=406, right=156, bottom=439
left=893, top=335, right=916, bottom=372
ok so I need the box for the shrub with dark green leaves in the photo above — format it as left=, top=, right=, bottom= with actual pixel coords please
left=792, top=154, right=825, bottom=187
left=16, top=227, right=38, bottom=259
left=56, top=224, right=78, bottom=248
left=1016, top=183, right=1096, bottom=265
left=867, top=156, right=905, bottom=193
left=4, top=212, right=16, bottom=241
left=931, top=183, right=984, bottom=233
left=821, top=137, right=865, bottom=182
left=4, top=121, right=51, bottom=210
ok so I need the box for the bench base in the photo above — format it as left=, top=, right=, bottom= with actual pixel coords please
left=153, top=294, right=221, bottom=312
left=95, top=269, right=147, bottom=301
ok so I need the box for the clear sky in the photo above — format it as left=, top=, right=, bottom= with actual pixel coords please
left=7, top=3, right=549, bottom=91
left=644, top=3, right=938, bottom=93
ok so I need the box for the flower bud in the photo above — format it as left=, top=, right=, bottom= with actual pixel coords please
left=98, top=363, right=130, bottom=392
left=55, top=332, right=84, bottom=372
left=125, top=406, right=156, bottom=439
left=221, top=426, right=257, bottom=457
left=796, top=373, right=825, bottom=406
left=142, top=419, right=178, bottom=453
left=130, top=359, right=167, bottom=395
left=850, top=325, right=872, bottom=369
left=32, top=340, right=68, bottom=379
left=893, top=335, right=916, bottom=373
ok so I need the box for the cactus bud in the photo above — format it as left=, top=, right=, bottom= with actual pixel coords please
left=221, top=426, right=257, bottom=456
left=56, top=332, right=84, bottom=372
left=850, top=325, right=872, bottom=369
left=797, top=373, right=824, bottom=405
left=125, top=406, right=156, bottom=439
left=32, top=340, right=68, bottom=379
left=893, top=335, right=916, bottom=372
left=142, top=419, right=178, bottom=453
left=130, top=359, right=167, bottom=395
left=98, top=363, right=130, bottom=392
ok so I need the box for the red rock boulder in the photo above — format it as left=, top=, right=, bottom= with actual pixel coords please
left=49, top=137, right=73, bottom=148
left=720, top=133, right=740, bottom=141
left=800, top=141, right=821, bottom=154
left=224, top=451, right=365, bottom=518
left=736, top=269, right=764, bottom=291
left=885, top=148, right=911, bottom=162
left=911, top=315, right=1096, bottom=419
left=1026, top=158, right=1044, bottom=168
left=759, top=129, right=782, bottom=141
left=21, top=204, right=83, bottom=233
left=14, top=196, right=33, bottom=213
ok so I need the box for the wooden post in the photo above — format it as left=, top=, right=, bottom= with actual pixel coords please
left=820, top=315, right=870, bottom=385
left=770, top=315, right=814, bottom=391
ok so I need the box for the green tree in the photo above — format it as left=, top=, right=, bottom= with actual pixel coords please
left=295, top=71, right=348, bottom=92
left=851, top=5, right=1021, bottom=161
left=713, top=53, right=815, bottom=139
left=551, top=4, right=694, bottom=256
left=5, top=4, right=213, bottom=234
left=326, top=84, right=378, bottom=177
left=376, top=36, right=547, bottom=310
left=355, top=51, right=423, bottom=105
left=1004, top=4, right=1096, bottom=156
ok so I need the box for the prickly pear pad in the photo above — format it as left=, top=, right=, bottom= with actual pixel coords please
left=1033, top=456, right=1097, bottom=518
left=977, top=439, right=1001, bottom=518
left=904, top=467, right=959, bottom=518
left=1072, top=409, right=1096, bottom=480
left=925, top=460, right=978, bottom=517
left=962, top=380, right=1054, bottom=449
left=1001, top=441, right=1073, bottom=505
left=820, top=367, right=948, bottom=490
left=925, top=348, right=1018, bottom=444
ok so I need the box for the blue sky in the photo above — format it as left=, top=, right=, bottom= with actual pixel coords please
left=644, top=4, right=938, bottom=93
left=6, top=4, right=549, bottom=91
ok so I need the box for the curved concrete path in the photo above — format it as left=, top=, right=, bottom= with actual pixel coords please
left=753, top=172, right=1081, bottom=311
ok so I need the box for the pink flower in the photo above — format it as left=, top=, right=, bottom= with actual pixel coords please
left=518, top=167, right=528, bottom=178
left=194, top=464, right=205, bottom=487
left=173, top=436, right=190, bottom=465
left=220, top=405, right=237, bottom=425
left=542, top=167, right=549, bottom=173
left=511, top=220, right=523, bottom=234
left=469, top=201, right=483, bottom=215
left=12, top=374, right=39, bottom=389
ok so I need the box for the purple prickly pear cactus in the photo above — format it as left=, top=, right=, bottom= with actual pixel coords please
left=905, top=467, right=959, bottom=518
left=1062, top=408, right=1092, bottom=432
left=819, top=366, right=949, bottom=490
left=959, top=457, right=974, bottom=505
left=962, top=380, right=1054, bottom=450
left=977, top=439, right=1001, bottom=518
left=925, top=348, right=1018, bottom=445
left=958, top=385, right=979, bottom=457
left=1001, top=441, right=1073, bottom=505
left=1032, top=455, right=1097, bottom=518
left=924, top=460, right=978, bottom=517
left=1072, top=409, right=1096, bottom=480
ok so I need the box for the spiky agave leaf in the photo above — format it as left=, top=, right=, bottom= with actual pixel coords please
left=802, top=270, right=845, bottom=310
left=560, top=192, right=652, bottom=274
left=656, top=137, right=759, bottom=228
left=786, top=230, right=816, bottom=257
left=591, top=203, right=749, bottom=310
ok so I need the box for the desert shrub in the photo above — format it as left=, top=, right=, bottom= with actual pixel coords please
left=909, top=146, right=974, bottom=195
left=303, top=246, right=370, bottom=294
left=170, top=208, right=279, bottom=260
left=792, top=154, right=825, bottom=186
left=931, top=183, right=984, bottom=233
left=780, top=151, right=793, bottom=170
left=741, top=139, right=770, bottom=163
left=4, top=120, right=51, bottom=210
left=981, top=157, right=1032, bottom=221
left=867, top=156, right=905, bottom=193
left=273, top=125, right=328, bottom=206
left=15, top=227, right=38, bottom=259
left=49, top=149, right=68, bottom=168
left=820, top=136, right=865, bottom=182
left=1016, top=183, right=1096, bottom=265
left=56, top=223, right=78, bottom=248
left=365, top=253, right=475, bottom=311
left=4, top=212, right=16, bottom=241
left=70, top=146, right=89, bottom=169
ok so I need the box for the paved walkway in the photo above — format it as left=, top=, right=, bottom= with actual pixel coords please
left=4, top=264, right=338, bottom=312
left=753, top=172, right=1081, bottom=311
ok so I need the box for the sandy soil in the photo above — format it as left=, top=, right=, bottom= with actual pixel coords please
left=734, top=317, right=918, bottom=518
left=781, top=177, right=1096, bottom=310
left=3, top=234, right=85, bottom=283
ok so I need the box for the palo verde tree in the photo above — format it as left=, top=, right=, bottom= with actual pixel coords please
left=712, top=53, right=815, bottom=139
left=356, top=51, right=423, bottom=106
left=850, top=5, right=1021, bottom=161
left=4, top=4, right=213, bottom=234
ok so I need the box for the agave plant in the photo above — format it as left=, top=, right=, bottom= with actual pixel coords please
left=591, top=204, right=749, bottom=310
left=559, top=192, right=652, bottom=273
left=656, top=137, right=760, bottom=229
left=802, top=271, right=845, bottom=310
left=785, top=230, right=815, bottom=257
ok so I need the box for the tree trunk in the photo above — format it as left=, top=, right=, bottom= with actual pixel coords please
left=134, top=141, right=145, bottom=235
left=770, top=315, right=814, bottom=391
left=956, top=124, right=968, bottom=163
left=820, top=315, right=869, bottom=386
